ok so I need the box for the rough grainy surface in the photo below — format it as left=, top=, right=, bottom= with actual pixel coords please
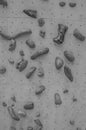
left=0, top=0, right=86, bottom=130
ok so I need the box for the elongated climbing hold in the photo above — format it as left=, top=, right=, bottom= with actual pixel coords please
left=73, top=28, right=85, bottom=41
left=23, top=9, right=37, bottom=18
left=31, top=47, right=49, bottom=60
left=64, top=65, right=73, bottom=82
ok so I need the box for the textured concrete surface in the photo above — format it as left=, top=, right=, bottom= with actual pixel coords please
left=0, top=0, right=86, bottom=130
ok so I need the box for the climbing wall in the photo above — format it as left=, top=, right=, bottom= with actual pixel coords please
left=0, top=0, right=86, bottom=130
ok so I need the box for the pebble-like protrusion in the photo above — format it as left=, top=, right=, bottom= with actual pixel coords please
left=59, top=1, right=66, bottom=7
left=16, top=58, right=28, bottom=72
left=7, top=106, right=20, bottom=121
left=64, top=50, right=75, bottom=62
left=26, top=66, right=36, bottom=79
left=30, top=47, right=49, bottom=60
left=73, top=28, right=85, bottom=41
left=23, top=101, right=34, bottom=110
left=2, top=101, right=7, bottom=107
left=63, top=89, right=69, bottom=94
left=54, top=93, right=62, bottom=105
left=53, top=24, right=68, bottom=45
left=55, top=56, right=64, bottom=70
left=35, top=85, right=46, bottom=95
left=37, top=67, right=44, bottom=77
left=64, top=65, right=73, bottom=82
left=72, top=95, right=77, bottom=102
left=8, top=39, right=16, bottom=52
left=26, top=39, right=36, bottom=49
left=69, top=120, right=75, bottom=126
left=39, top=30, right=46, bottom=38
left=23, top=9, right=37, bottom=18
left=0, top=65, right=6, bottom=74
left=69, top=2, right=77, bottom=8
left=38, top=18, right=45, bottom=27
left=19, top=50, right=25, bottom=57
left=11, top=95, right=16, bottom=103
left=34, top=119, right=43, bottom=128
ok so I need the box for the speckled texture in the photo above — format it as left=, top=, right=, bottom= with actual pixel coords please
left=0, top=0, right=86, bottom=130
